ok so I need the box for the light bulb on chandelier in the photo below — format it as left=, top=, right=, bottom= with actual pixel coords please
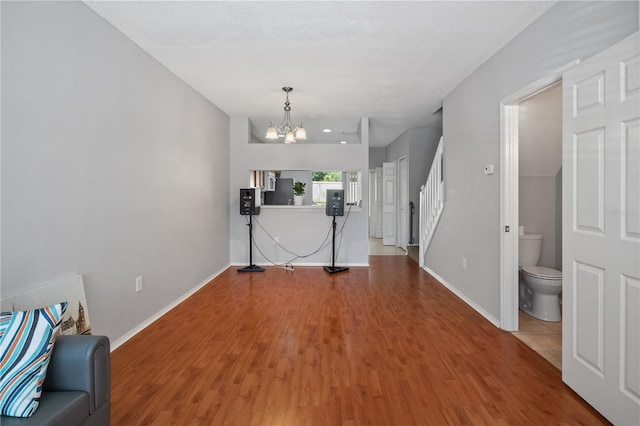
left=265, top=87, right=307, bottom=143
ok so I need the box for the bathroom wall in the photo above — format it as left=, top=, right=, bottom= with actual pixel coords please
left=519, top=177, right=557, bottom=268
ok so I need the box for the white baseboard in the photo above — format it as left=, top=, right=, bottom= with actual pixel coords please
left=422, top=265, right=501, bottom=328
left=110, top=264, right=230, bottom=351
left=230, top=262, right=370, bottom=268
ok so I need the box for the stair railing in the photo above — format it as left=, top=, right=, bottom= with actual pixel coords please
left=419, top=136, right=444, bottom=268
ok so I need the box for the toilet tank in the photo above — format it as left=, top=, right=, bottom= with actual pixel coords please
left=519, top=233, right=543, bottom=267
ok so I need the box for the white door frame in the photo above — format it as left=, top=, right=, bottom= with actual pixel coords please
left=375, top=167, right=383, bottom=238
left=397, top=156, right=409, bottom=251
left=368, top=169, right=377, bottom=238
left=499, top=60, right=579, bottom=331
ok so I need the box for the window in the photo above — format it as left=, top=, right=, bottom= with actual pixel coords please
left=343, top=171, right=362, bottom=206
left=250, top=170, right=362, bottom=206
left=312, top=170, right=362, bottom=206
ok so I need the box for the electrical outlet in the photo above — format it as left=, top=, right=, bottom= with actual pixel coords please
left=483, top=164, right=495, bottom=175
left=462, top=257, right=467, bottom=270
left=135, top=276, right=143, bottom=292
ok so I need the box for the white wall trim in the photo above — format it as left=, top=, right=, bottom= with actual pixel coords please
left=499, top=100, right=520, bottom=332
left=396, top=155, right=409, bottom=251
left=423, top=265, right=501, bottom=328
left=499, top=60, right=579, bottom=332
left=110, top=264, right=230, bottom=351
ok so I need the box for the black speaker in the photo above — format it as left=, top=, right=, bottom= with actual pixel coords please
left=240, top=188, right=260, bottom=215
left=325, top=189, right=344, bottom=216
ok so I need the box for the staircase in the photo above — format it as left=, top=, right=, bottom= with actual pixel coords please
left=419, top=136, right=444, bottom=268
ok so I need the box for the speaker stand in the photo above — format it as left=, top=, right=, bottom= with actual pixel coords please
left=324, top=214, right=349, bottom=275
left=238, top=214, right=265, bottom=273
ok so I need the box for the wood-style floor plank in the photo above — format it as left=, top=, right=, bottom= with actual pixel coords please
left=111, top=256, right=608, bottom=425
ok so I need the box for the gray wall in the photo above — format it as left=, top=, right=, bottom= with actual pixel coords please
left=369, top=148, right=386, bottom=169
left=386, top=131, right=411, bottom=163
left=1, top=1, right=230, bottom=344
left=425, top=1, right=638, bottom=321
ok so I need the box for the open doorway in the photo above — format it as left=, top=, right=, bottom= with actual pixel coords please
left=368, top=163, right=407, bottom=256
left=499, top=61, right=578, bottom=367
left=499, top=36, right=639, bottom=423
left=369, top=163, right=406, bottom=256
left=510, top=82, right=563, bottom=369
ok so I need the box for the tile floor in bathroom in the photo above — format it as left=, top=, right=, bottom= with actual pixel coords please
left=512, top=310, right=562, bottom=370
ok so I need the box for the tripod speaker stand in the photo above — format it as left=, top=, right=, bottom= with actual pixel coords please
left=238, top=188, right=265, bottom=273
left=238, top=213, right=265, bottom=273
left=324, top=213, right=349, bottom=274
left=324, top=189, right=349, bottom=275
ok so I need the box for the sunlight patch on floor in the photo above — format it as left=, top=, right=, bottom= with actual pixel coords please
left=368, top=238, right=407, bottom=256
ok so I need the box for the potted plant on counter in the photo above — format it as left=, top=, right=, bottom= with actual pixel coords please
left=293, top=181, right=306, bottom=206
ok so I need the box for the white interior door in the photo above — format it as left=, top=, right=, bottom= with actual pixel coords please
left=562, top=32, right=639, bottom=425
left=375, top=167, right=383, bottom=238
left=398, top=156, right=408, bottom=251
left=382, top=161, right=397, bottom=246
left=368, top=170, right=377, bottom=237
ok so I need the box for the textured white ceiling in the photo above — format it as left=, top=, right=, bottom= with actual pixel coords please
left=84, top=1, right=556, bottom=147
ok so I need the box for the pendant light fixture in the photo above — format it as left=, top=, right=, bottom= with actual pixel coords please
left=265, top=87, right=307, bottom=143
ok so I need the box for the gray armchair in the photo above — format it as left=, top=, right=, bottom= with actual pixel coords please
left=1, top=335, right=111, bottom=426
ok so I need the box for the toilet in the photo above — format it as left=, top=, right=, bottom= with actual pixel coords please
left=519, top=232, right=562, bottom=322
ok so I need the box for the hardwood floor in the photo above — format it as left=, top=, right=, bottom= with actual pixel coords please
left=111, top=256, right=607, bottom=425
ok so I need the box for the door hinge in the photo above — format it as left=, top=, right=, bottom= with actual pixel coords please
left=505, top=226, right=510, bottom=232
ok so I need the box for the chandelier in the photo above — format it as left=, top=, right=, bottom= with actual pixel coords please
left=265, top=87, right=307, bottom=143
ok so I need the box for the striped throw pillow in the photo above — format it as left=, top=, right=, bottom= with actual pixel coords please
left=0, top=302, right=68, bottom=417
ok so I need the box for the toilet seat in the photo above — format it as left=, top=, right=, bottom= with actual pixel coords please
left=521, top=266, right=562, bottom=280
